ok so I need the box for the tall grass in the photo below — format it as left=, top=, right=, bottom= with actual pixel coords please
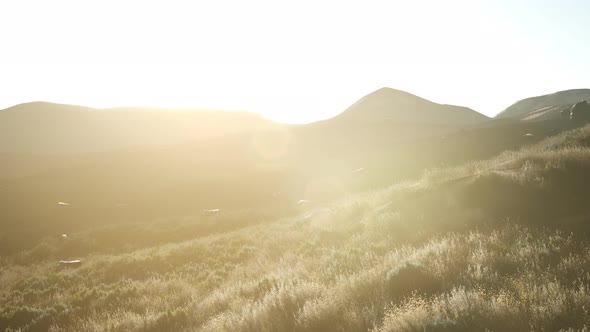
left=4, top=125, right=590, bottom=331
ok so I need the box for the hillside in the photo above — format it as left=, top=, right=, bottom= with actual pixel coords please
left=0, top=88, right=488, bottom=156
left=0, top=102, right=274, bottom=154
left=0, top=106, right=573, bottom=245
left=3, top=90, right=589, bottom=331
left=496, top=89, right=590, bottom=121
left=4, top=125, right=590, bottom=331
left=335, top=87, right=489, bottom=125
left=0, top=89, right=507, bottom=239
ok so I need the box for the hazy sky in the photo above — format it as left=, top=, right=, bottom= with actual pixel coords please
left=1, top=0, right=589, bottom=123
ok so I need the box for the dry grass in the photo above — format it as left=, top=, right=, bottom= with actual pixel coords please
left=4, top=125, right=590, bottom=331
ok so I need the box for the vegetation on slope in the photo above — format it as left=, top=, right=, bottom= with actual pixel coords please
left=0, top=112, right=576, bottom=254
left=3, top=125, right=590, bottom=331
left=496, top=89, right=590, bottom=120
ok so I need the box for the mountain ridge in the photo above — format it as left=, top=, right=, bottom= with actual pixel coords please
left=496, top=88, right=590, bottom=120
left=336, top=87, right=489, bottom=125
left=0, top=87, right=491, bottom=154
left=0, top=102, right=273, bottom=154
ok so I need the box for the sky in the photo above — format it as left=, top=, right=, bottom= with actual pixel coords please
left=1, top=0, right=589, bottom=123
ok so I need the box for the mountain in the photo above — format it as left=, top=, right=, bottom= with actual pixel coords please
left=334, top=87, right=489, bottom=125
left=0, top=89, right=488, bottom=155
left=0, top=102, right=275, bottom=154
left=284, top=88, right=492, bottom=186
left=495, top=89, right=590, bottom=121
left=2, top=88, right=579, bottom=239
left=1, top=91, right=567, bottom=235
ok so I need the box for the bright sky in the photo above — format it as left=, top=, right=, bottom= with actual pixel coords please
left=1, top=0, right=589, bottom=123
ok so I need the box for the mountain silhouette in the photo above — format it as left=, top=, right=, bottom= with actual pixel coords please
left=335, top=87, right=489, bottom=125
left=496, top=89, right=590, bottom=121
left=0, top=102, right=273, bottom=154
left=0, top=88, right=580, bottom=234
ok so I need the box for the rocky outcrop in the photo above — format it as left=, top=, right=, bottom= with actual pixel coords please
left=570, top=100, right=590, bottom=123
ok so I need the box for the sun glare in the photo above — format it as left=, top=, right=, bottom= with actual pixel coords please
left=1, top=0, right=589, bottom=121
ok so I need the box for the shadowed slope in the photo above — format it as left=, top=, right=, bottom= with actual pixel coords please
left=496, top=89, right=590, bottom=120
left=0, top=89, right=581, bottom=252
left=0, top=94, right=578, bottom=242
left=335, top=87, right=489, bottom=125
left=0, top=102, right=275, bottom=154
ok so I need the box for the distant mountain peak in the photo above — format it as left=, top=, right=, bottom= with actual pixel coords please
left=336, top=87, right=488, bottom=125
left=359, top=87, right=429, bottom=102
left=496, top=88, right=590, bottom=121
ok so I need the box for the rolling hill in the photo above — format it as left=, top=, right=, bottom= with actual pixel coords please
left=4, top=122, right=590, bottom=331
left=0, top=88, right=581, bottom=250
left=0, top=102, right=275, bottom=154
left=335, top=87, right=489, bottom=125
left=0, top=88, right=489, bottom=156
left=495, top=89, right=590, bottom=121
left=4, top=88, right=590, bottom=331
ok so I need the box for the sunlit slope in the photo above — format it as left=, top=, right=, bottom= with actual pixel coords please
left=0, top=114, right=572, bottom=236
left=0, top=135, right=302, bottom=231
left=496, top=88, right=590, bottom=121
left=4, top=126, right=590, bottom=331
left=0, top=89, right=579, bottom=253
left=0, top=102, right=274, bottom=154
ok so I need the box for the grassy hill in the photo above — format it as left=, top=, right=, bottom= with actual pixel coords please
left=0, top=89, right=492, bottom=228
left=4, top=124, right=590, bottom=331
left=0, top=90, right=513, bottom=247
left=0, top=90, right=488, bottom=155
left=496, top=89, right=590, bottom=121
left=0, top=113, right=574, bottom=253
left=336, top=87, right=489, bottom=125
left=0, top=102, right=274, bottom=154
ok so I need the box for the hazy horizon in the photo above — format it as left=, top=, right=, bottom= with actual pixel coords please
left=2, top=0, right=589, bottom=123
left=2, top=85, right=589, bottom=124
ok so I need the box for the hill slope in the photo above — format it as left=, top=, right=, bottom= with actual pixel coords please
left=0, top=88, right=488, bottom=155
left=335, top=87, right=489, bottom=125
left=0, top=102, right=274, bottom=154
left=3, top=125, right=590, bottom=331
left=0, top=89, right=581, bottom=253
left=496, top=88, right=590, bottom=120
left=0, top=112, right=573, bottom=237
